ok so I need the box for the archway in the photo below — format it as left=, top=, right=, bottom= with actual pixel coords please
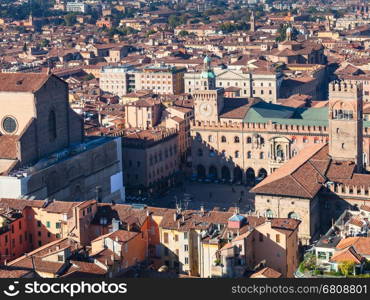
left=264, top=209, right=274, bottom=218
left=197, top=165, right=206, bottom=178
left=233, top=167, right=243, bottom=183
left=288, top=211, right=300, bottom=220
left=209, top=165, right=218, bottom=179
left=257, top=168, right=268, bottom=180
left=221, top=166, right=230, bottom=181
left=246, top=168, right=255, bottom=185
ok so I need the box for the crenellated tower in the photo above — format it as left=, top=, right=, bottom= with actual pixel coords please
left=328, top=80, right=363, bottom=172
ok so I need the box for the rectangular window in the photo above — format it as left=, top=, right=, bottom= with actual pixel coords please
left=185, top=257, right=189, bottom=265
left=56, top=222, right=61, bottom=229
left=276, top=234, right=280, bottom=243
left=46, top=221, right=50, bottom=228
left=184, top=244, right=189, bottom=252
left=37, top=221, right=41, bottom=227
left=174, top=235, right=178, bottom=242
left=164, top=232, right=169, bottom=244
left=184, top=232, right=188, bottom=240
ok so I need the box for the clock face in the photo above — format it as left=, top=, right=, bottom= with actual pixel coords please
left=199, top=102, right=213, bottom=117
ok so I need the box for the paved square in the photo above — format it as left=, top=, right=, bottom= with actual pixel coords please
left=146, top=182, right=254, bottom=213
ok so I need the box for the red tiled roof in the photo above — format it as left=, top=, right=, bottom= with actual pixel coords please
left=330, top=246, right=363, bottom=264
left=0, top=73, right=50, bottom=92
left=250, top=267, right=282, bottom=278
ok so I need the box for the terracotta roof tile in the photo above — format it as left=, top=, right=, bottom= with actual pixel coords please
left=250, top=267, right=282, bottom=278
left=0, top=73, right=50, bottom=92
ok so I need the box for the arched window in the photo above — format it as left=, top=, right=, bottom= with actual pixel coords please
left=259, top=152, right=264, bottom=159
left=235, top=151, right=239, bottom=158
left=288, top=212, right=300, bottom=220
left=221, top=150, right=226, bottom=157
left=195, top=132, right=202, bottom=141
left=247, top=151, right=252, bottom=159
left=264, top=209, right=274, bottom=218
left=221, top=136, right=227, bottom=143
left=48, top=110, right=57, bottom=141
left=246, top=137, right=252, bottom=144
left=234, top=136, right=240, bottom=143
left=208, top=135, right=213, bottom=143
left=198, top=149, right=203, bottom=157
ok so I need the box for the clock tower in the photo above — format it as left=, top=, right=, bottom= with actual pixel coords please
left=194, top=89, right=224, bottom=123
left=193, top=55, right=224, bottom=122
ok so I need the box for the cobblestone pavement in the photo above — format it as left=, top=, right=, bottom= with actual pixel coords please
left=145, top=181, right=255, bottom=213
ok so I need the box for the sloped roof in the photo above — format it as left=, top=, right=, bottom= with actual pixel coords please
left=0, top=73, right=50, bottom=92
left=330, top=246, right=363, bottom=264
left=251, top=143, right=328, bottom=198
left=250, top=267, right=282, bottom=278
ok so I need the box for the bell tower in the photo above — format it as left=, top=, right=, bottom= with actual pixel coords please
left=250, top=11, right=255, bottom=32
left=328, top=80, right=363, bottom=172
left=200, top=56, right=216, bottom=90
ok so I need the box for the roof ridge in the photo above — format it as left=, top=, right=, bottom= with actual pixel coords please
left=289, top=174, right=313, bottom=198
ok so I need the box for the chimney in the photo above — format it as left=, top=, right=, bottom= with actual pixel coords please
left=115, top=236, right=119, bottom=242
left=173, top=212, right=177, bottom=222
left=200, top=205, right=205, bottom=215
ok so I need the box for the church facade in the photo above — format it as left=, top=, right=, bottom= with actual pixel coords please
left=0, top=73, right=125, bottom=203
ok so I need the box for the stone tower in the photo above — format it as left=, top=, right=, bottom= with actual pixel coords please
left=328, top=80, right=363, bottom=172
left=193, top=56, right=224, bottom=123
left=250, top=11, right=255, bottom=32
left=193, top=89, right=224, bottom=123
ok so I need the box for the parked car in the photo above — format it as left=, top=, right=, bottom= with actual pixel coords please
left=204, top=177, right=212, bottom=183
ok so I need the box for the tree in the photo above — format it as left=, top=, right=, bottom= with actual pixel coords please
left=178, top=30, right=189, bottom=37
left=168, top=15, right=186, bottom=29
left=338, top=261, right=355, bottom=277
left=40, top=39, right=50, bottom=48
left=276, top=24, right=299, bottom=42
left=64, top=13, right=77, bottom=26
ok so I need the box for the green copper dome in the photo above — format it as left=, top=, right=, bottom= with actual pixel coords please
left=201, top=70, right=215, bottom=79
